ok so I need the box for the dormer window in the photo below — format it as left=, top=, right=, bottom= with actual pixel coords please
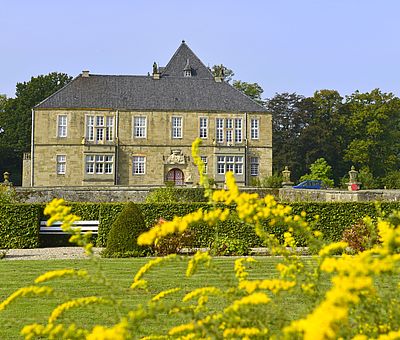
left=183, top=58, right=192, bottom=77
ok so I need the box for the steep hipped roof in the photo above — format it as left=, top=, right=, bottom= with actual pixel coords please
left=36, top=42, right=267, bottom=113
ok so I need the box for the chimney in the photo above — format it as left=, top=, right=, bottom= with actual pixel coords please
left=82, top=70, right=90, bottom=78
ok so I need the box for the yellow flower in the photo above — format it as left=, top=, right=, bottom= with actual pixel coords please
left=239, top=279, right=296, bottom=294
left=224, top=292, right=270, bottom=313
left=35, top=269, right=88, bottom=283
left=186, top=251, right=211, bottom=277
left=151, top=288, right=181, bottom=302
left=182, top=287, right=220, bottom=302
left=131, top=255, right=176, bottom=288
left=0, top=286, right=53, bottom=311
left=87, top=319, right=129, bottom=340
left=234, top=257, right=256, bottom=282
left=49, top=296, right=111, bottom=323
left=169, top=322, right=195, bottom=336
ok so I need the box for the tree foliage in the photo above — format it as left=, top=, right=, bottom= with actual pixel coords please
left=299, top=157, right=335, bottom=188
left=0, top=73, right=72, bottom=184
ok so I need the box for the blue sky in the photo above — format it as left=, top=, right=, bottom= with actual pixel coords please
left=2, top=0, right=400, bottom=99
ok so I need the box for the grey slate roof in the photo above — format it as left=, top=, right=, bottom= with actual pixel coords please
left=36, top=42, right=267, bottom=113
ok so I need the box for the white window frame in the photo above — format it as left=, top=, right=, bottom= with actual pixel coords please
left=133, top=156, right=146, bottom=175
left=199, top=117, right=208, bottom=139
left=56, top=155, right=66, bottom=174
left=250, top=157, right=259, bottom=176
left=216, top=155, right=243, bottom=175
left=251, top=118, right=259, bottom=140
left=200, top=156, right=208, bottom=174
left=133, top=116, right=147, bottom=138
left=57, top=115, right=68, bottom=138
left=86, top=115, right=114, bottom=142
left=172, top=117, right=183, bottom=139
left=234, top=118, right=243, bottom=143
left=216, top=118, right=224, bottom=143
left=85, top=154, right=113, bottom=174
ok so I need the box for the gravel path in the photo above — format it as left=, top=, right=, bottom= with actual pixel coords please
left=1, top=247, right=103, bottom=261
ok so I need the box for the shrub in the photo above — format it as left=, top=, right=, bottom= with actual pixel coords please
left=358, top=167, right=381, bottom=189
left=210, top=236, right=250, bottom=256
left=146, top=187, right=207, bottom=203
left=300, top=158, right=334, bottom=188
left=102, top=202, right=149, bottom=257
left=0, top=185, right=17, bottom=204
left=342, top=220, right=375, bottom=253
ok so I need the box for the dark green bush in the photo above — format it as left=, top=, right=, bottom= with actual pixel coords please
left=0, top=204, right=42, bottom=248
left=146, top=187, right=207, bottom=203
left=102, top=202, right=149, bottom=257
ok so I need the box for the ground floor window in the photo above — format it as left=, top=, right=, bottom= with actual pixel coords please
left=133, top=156, right=146, bottom=175
left=166, top=168, right=184, bottom=185
left=86, top=155, right=113, bottom=174
left=250, top=157, right=259, bottom=176
left=56, top=155, right=66, bottom=174
left=200, top=156, right=208, bottom=174
left=217, top=156, right=243, bottom=174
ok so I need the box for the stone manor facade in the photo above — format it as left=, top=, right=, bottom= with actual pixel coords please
left=22, top=41, right=272, bottom=187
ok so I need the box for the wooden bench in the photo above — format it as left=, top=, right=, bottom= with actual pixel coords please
left=39, top=220, right=99, bottom=235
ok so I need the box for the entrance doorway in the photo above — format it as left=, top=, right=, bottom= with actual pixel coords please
left=166, top=168, right=184, bottom=186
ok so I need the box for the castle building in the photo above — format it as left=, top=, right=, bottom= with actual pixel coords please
left=23, top=41, right=271, bottom=187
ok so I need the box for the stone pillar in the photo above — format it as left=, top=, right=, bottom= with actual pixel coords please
left=281, top=166, right=294, bottom=187
left=347, top=166, right=360, bottom=191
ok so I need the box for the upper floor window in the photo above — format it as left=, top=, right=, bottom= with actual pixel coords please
left=184, top=70, right=192, bottom=77
left=85, top=155, right=113, bottom=174
left=134, top=116, right=147, bottom=138
left=250, top=157, right=259, bottom=176
left=215, top=118, right=243, bottom=144
left=57, top=115, right=67, bottom=138
left=234, top=118, right=243, bottom=143
left=132, top=156, right=146, bottom=175
left=172, top=117, right=182, bottom=139
left=86, top=115, right=114, bottom=142
left=251, top=119, right=259, bottom=140
left=56, top=155, right=66, bottom=174
left=199, top=117, right=208, bottom=139
left=216, top=118, right=224, bottom=143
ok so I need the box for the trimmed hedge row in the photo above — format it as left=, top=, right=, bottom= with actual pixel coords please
left=2, top=201, right=400, bottom=249
left=0, top=204, right=43, bottom=248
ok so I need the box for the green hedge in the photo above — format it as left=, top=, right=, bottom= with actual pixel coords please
left=3, top=201, right=400, bottom=249
left=0, top=204, right=43, bottom=248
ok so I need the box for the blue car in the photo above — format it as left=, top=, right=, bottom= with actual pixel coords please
left=293, top=180, right=323, bottom=189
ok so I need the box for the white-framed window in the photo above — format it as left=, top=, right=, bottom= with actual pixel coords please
left=134, top=116, right=147, bottom=138
left=216, top=118, right=224, bottom=143
left=86, top=115, right=114, bottom=142
left=133, top=156, right=146, bottom=175
left=226, top=118, right=233, bottom=143
left=216, top=155, right=243, bottom=174
left=250, top=157, right=259, bottom=176
left=106, top=117, right=114, bottom=141
left=57, top=115, right=67, bottom=138
left=234, top=118, right=243, bottom=143
left=251, top=119, right=259, bottom=140
left=199, top=117, right=208, bottom=139
left=85, top=155, right=113, bottom=174
left=172, top=117, right=182, bottom=139
left=56, top=155, right=66, bottom=174
left=200, top=156, right=208, bottom=174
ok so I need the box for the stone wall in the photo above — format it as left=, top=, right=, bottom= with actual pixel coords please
left=14, top=186, right=279, bottom=203
left=279, top=188, right=400, bottom=202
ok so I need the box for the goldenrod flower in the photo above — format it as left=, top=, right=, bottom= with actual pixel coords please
left=0, top=286, right=53, bottom=311
left=35, top=269, right=88, bottom=283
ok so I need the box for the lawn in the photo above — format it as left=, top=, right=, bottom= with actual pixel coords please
left=0, top=257, right=323, bottom=339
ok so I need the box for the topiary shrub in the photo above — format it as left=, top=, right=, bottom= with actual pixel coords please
left=102, top=202, right=150, bottom=257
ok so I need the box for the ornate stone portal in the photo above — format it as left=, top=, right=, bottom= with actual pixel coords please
left=164, top=150, right=193, bottom=185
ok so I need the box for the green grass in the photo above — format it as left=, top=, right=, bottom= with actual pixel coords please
left=0, top=256, right=395, bottom=339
